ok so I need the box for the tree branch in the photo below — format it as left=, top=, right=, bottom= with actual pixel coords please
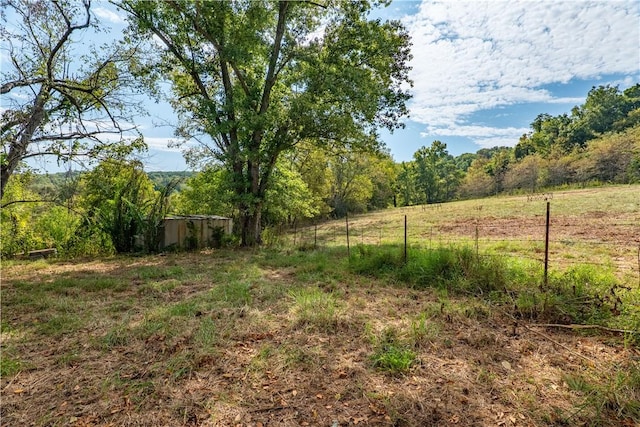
left=1, top=78, right=47, bottom=94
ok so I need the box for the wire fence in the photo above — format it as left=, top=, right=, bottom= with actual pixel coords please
left=281, top=201, right=640, bottom=285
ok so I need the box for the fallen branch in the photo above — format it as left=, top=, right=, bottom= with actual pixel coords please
left=493, top=306, right=601, bottom=366
left=522, top=324, right=600, bottom=366
left=250, top=405, right=288, bottom=413
left=535, top=323, right=637, bottom=335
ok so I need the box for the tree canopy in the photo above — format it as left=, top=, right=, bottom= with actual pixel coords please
left=0, top=0, right=144, bottom=200
left=119, top=0, right=412, bottom=245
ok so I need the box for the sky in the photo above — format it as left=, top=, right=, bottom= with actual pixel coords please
left=5, top=0, right=640, bottom=172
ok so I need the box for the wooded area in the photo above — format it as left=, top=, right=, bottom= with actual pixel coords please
left=1, top=0, right=639, bottom=255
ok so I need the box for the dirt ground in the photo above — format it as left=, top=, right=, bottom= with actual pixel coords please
left=2, top=253, right=639, bottom=427
left=437, top=212, right=640, bottom=246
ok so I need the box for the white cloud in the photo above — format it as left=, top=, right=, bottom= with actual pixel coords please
left=93, top=7, right=126, bottom=24
left=421, top=124, right=530, bottom=148
left=405, top=0, right=640, bottom=145
left=143, top=137, right=182, bottom=152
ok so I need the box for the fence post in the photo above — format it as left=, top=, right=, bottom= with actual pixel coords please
left=346, top=213, right=350, bottom=258
left=293, top=221, right=297, bottom=247
left=404, top=215, right=408, bottom=264
left=475, top=223, right=479, bottom=258
left=543, top=201, right=550, bottom=289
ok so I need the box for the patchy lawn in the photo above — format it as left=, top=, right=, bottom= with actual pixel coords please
left=2, top=247, right=638, bottom=426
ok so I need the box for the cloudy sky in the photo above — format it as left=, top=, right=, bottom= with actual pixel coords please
left=380, top=0, right=639, bottom=161
left=6, top=0, right=640, bottom=171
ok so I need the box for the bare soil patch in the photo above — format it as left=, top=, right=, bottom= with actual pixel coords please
left=437, top=212, right=640, bottom=246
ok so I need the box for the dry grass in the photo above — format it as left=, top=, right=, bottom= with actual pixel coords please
left=2, top=186, right=640, bottom=426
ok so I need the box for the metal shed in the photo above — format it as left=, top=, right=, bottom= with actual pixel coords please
left=161, top=215, right=233, bottom=250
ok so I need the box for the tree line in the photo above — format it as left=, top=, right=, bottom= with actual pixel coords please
left=400, top=84, right=640, bottom=204
left=2, top=0, right=638, bottom=255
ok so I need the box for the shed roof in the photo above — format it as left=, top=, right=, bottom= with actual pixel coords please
left=164, top=215, right=231, bottom=220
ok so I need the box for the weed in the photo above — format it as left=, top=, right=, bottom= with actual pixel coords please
left=370, top=327, right=416, bottom=374
left=290, top=287, right=340, bottom=332
left=1, top=355, right=21, bottom=377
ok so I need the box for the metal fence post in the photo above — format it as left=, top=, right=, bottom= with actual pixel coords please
left=346, top=213, right=350, bottom=258
left=404, top=215, right=408, bottom=264
left=544, top=201, right=550, bottom=289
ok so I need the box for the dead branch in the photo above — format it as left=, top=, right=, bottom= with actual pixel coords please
left=522, top=324, right=600, bottom=366
left=535, top=323, right=637, bottom=335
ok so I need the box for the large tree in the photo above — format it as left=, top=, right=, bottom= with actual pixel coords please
left=413, top=140, right=457, bottom=204
left=119, top=0, right=411, bottom=245
left=1, top=0, right=143, bottom=200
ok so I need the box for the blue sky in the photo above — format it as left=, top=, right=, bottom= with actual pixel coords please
left=380, top=0, right=639, bottom=161
left=5, top=0, right=640, bottom=172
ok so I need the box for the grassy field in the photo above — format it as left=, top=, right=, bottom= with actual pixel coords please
left=1, top=185, right=639, bottom=426
left=291, top=185, right=640, bottom=278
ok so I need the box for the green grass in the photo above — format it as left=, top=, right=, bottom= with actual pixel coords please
left=1, top=354, right=22, bottom=377
left=209, top=281, right=252, bottom=307
left=290, top=287, right=341, bottom=332
left=347, top=244, right=636, bottom=328
left=1, top=186, right=638, bottom=426
left=134, top=265, right=185, bottom=280
left=564, top=362, right=640, bottom=424
left=370, top=327, right=416, bottom=374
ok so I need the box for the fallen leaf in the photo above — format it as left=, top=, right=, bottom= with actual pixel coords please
left=501, top=361, right=512, bottom=371
left=13, top=389, right=24, bottom=394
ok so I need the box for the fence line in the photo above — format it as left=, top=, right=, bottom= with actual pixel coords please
left=283, top=203, right=640, bottom=280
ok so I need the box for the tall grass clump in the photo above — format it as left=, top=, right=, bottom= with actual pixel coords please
left=349, top=245, right=636, bottom=331
left=350, top=245, right=509, bottom=294
left=541, top=265, right=628, bottom=324
left=290, top=287, right=340, bottom=332
left=369, top=327, right=416, bottom=375
left=349, top=245, right=405, bottom=276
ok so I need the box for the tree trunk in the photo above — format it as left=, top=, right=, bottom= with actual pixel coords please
left=240, top=204, right=262, bottom=246
left=1, top=87, right=48, bottom=201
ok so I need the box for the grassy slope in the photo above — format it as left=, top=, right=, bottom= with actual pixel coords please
left=2, top=185, right=639, bottom=427
left=296, top=185, right=640, bottom=276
